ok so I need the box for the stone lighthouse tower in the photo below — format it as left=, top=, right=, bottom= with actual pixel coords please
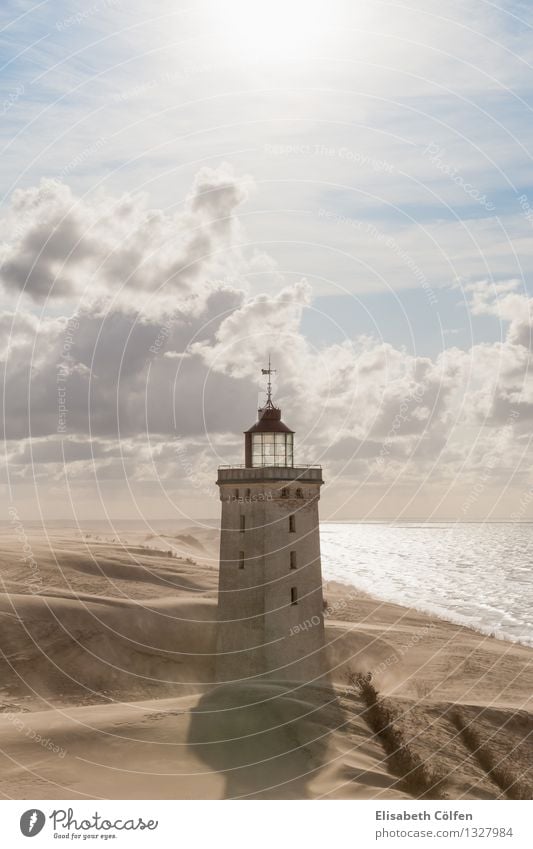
left=215, top=360, right=326, bottom=685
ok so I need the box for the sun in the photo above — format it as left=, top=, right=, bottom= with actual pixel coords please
left=206, top=0, right=327, bottom=64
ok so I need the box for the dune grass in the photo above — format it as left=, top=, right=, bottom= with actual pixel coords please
left=347, top=671, right=449, bottom=799
left=450, top=708, right=532, bottom=801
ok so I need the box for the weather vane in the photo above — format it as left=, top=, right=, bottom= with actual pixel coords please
left=261, top=355, right=276, bottom=408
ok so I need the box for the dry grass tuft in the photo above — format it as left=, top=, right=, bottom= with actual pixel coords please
left=347, top=670, right=449, bottom=799
left=450, top=708, right=533, bottom=801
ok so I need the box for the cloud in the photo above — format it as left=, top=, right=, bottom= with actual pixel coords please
left=0, top=172, right=532, bottom=518
left=191, top=279, right=312, bottom=379
left=465, top=278, right=533, bottom=349
left=0, top=165, right=250, bottom=305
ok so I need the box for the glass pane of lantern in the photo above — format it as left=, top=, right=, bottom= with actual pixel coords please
left=273, top=433, right=285, bottom=465
left=286, top=434, right=294, bottom=465
left=252, top=434, right=262, bottom=466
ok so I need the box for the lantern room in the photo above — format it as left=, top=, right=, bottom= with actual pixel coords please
left=245, top=406, right=294, bottom=467
left=244, top=359, right=294, bottom=468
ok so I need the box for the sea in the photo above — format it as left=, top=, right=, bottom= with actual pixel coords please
left=320, top=522, right=533, bottom=647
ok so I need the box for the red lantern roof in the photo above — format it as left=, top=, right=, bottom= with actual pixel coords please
left=244, top=404, right=294, bottom=435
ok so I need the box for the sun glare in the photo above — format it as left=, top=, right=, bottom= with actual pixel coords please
left=207, top=0, right=326, bottom=64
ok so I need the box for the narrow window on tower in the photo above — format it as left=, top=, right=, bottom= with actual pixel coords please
left=289, top=514, right=295, bottom=533
left=234, top=488, right=239, bottom=499
left=281, top=487, right=289, bottom=498
left=239, top=551, right=245, bottom=569
left=291, top=586, right=298, bottom=605
left=290, top=551, right=297, bottom=570
left=240, top=515, right=245, bottom=532
left=296, top=488, right=303, bottom=499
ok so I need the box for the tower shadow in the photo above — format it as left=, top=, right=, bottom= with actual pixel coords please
left=187, top=680, right=343, bottom=799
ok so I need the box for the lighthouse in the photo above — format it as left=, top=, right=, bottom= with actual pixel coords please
left=215, top=360, right=327, bottom=685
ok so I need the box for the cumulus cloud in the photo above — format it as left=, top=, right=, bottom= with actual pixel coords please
left=1, top=174, right=533, bottom=518
left=0, top=164, right=250, bottom=306
left=191, top=280, right=312, bottom=378
left=455, top=281, right=533, bottom=424
left=465, top=279, right=533, bottom=349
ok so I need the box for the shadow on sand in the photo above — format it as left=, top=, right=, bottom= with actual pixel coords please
left=187, top=681, right=344, bottom=799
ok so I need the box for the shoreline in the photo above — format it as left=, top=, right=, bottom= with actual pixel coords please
left=321, top=521, right=533, bottom=649
left=323, top=577, right=533, bottom=650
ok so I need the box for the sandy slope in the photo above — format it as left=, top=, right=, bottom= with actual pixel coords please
left=0, top=688, right=409, bottom=800
left=0, top=528, right=531, bottom=799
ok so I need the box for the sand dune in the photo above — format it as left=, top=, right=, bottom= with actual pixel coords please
left=0, top=529, right=531, bottom=799
left=0, top=686, right=411, bottom=800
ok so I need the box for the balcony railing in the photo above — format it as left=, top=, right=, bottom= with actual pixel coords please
left=217, top=464, right=322, bottom=470
left=216, top=464, right=324, bottom=483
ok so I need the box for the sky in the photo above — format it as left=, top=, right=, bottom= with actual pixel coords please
left=1, top=0, right=533, bottom=521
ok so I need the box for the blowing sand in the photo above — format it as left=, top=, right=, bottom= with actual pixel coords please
left=0, top=526, right=531, bottom=800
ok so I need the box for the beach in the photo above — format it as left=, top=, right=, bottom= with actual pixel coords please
left=0, top=526, right=531, bottom=800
